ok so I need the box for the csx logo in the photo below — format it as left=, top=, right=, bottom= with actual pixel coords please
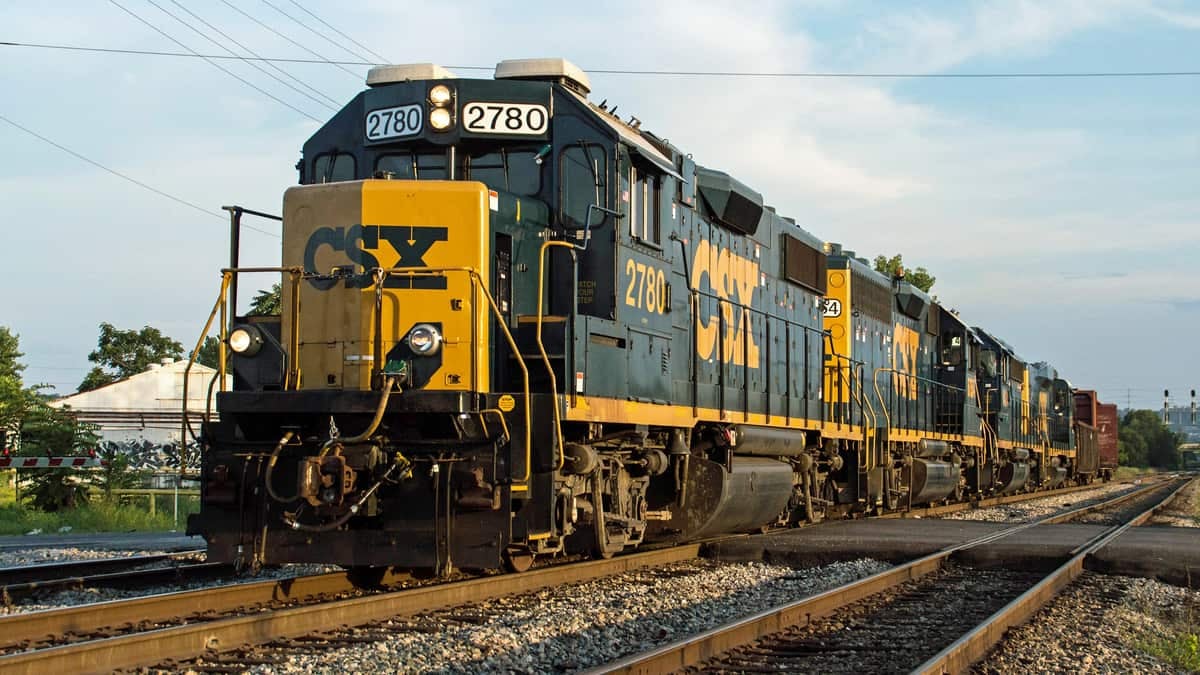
left=303, top=225, right=448, bottom=290
left=691, top=239, right=760, bottom=368
left=892, top=323, right=919, bottom=400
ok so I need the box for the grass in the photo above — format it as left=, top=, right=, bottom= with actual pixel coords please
left=0, top=470, right=200, bottom=535
left=1138, top=630, right=1200, bottom=671
left=1113, top=466, right=1162, bottom=481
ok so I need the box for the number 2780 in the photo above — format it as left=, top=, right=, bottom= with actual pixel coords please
left=625, top=260, right=667, bottom=314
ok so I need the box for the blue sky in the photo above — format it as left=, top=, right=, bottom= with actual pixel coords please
left=1, top=0, right=1198, bottom=409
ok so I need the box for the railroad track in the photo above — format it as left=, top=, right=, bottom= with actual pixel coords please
left=0, top=545, right=702, bottom=674
left=590, top=477, right=1189, bottom=674
left=0, top=551, right=219, bottom=603
left=0, top=477, right=1165, bottom=673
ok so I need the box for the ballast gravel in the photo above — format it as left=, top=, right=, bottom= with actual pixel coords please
left=942, top=481, right=1146, bottom=523
left=974, top=572, right=1200, bottom=674
left=1150, top=477, right=1200, bottom=528
left=0, top=547, right=170, bottom=567
left=242, top=558, right=891, bottom=674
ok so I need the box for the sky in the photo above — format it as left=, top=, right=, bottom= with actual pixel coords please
left=1, top=0, right=1198, bottom=410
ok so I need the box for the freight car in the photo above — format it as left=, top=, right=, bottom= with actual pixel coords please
left=1075, top=390, right=1118, bottom=481
left=187, top=58, right=1115, bottom=576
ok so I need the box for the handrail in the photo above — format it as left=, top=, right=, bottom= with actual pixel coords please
left=181, top=272, right=232, bottom=476
left=375, top=265, right=534, bottom=483
left=536, top=240, right=578, bottom=472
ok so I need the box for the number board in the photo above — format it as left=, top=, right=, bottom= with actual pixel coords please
left=365, top=103, right=423, bottom=141
left=463, top=102, right=549, bottom=136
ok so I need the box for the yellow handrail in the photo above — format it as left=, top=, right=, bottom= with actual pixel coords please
left=379, top=266, right=533, bottom=482
left=535, top=240, right=577, bottom=472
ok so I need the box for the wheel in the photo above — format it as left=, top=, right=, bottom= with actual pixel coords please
left=502, top=546, right=536, bottom=573
left=345, top=565, right=389, bottom=588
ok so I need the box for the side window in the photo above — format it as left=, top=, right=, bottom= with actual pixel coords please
left=313, top=153, right=356, bottom=183
left=560, top=144, right=607, bottom=228
left=375, top=153, right=415, bottom=179
left=629, top=165, right=661, bottom=244
left=468, top=152, right=506, bottom=191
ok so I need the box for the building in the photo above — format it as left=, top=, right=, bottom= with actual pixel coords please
left=49, top=358, right=228, bottom=472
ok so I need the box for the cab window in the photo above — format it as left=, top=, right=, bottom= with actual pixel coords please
left=313, top=153, right=356, bottom=183
left=466, top=150, right=541, bottom=196
left=560, top=144, right=607, bottom=228
left=629, top=164, right=660, bottom=244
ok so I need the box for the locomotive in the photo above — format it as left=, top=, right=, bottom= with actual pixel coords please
left=188, top=58, right=1114, bottom=576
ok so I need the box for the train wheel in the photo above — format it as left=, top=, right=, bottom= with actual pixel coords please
left=503, top=546, right=536, bottom=573
left=345, top=566, right=388, bottom=588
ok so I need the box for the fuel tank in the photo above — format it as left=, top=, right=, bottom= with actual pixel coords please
left=731, top=425, right=809, bottom=457
left=997, top=462, right=1030, bottom=493
left=647, top=456, right=794, bottom=542
left=907, top=458, right=960, bottom=504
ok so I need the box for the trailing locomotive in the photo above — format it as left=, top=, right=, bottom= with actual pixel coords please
left=188, top=58, right=1114, bottom=575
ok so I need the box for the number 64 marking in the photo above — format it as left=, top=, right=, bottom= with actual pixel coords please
left=625, top=259, right=667, bottom=314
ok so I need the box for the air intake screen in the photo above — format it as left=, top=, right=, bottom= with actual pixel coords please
left=783, top=234, right=827, bottom=294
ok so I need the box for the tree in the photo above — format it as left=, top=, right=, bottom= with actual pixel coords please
left=17, top=404, right=95, bottom=511
left=196, top=336, right=221, bottom=369
left=873, top=254, right=936, bottom=293
left=95, top=441, right=144, bottom=497
left=78, top=323, right=184, bottom=392
left=0, top=327, right=40, bottom=438
left=249, top=283, right=282, bottom=316
left=1118, top=410, right=1183, bottom=469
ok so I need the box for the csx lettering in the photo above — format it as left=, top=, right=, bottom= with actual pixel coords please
left=691, top=239, right=760, bottom=368
left=303, top=225, right=448, bottom=290
left=892, top=323, right=919, bottom=400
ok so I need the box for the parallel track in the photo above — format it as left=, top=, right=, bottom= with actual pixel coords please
left=589, top=478, right=1187, bottom=674
left=0, top=545, right=701, bottom=674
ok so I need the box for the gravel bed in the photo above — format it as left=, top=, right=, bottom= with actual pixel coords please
left=0, top=547, right=172, bottom=567
left=942, top=481, right=1146, bottom=523
left=973, top=572, right=1200, bottom=674
left=228, top=558, right=891, bottom=674
left=0, top=563, right=339, bottom=615
left=1150, top=477, right=1200, bottom=528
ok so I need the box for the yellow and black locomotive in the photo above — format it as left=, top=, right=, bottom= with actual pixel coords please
left=189, top=58, right=1102, bottom=575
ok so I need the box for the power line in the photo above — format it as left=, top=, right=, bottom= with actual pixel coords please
left=217, top=0, right=362, bottom=80
left=4, top=41, right=1200, bottom=79
left=0, top=112, right=279, bottom=238
left=285, top=0, right=389, bottom=63
left=106, top=0, right=324, bottom=122
left=154, top=0, right=341, bottom=109
left=261, top=0, right=374, bottom=65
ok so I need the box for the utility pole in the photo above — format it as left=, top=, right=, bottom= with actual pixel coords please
left=1192, top=390, right=1196, bottom=425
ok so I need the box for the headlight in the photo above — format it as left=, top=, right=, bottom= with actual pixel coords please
left=407, top=323, right=442, bottom=355
left=228, top=325, right=263, bottom=356
left=429, top=84, right=452, bottom=106
left=429, top=107, right=453, bottom=131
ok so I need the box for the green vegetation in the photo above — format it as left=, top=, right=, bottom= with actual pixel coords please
left=872, top=253, right=936, bottom=293
left=1119, top=409, right=1184, bottom=469
left=78, top=322, right=185, bottom=392
left=1112, top=466, right=1161, bottom=481
left=0, top=497, right=198, bottom=536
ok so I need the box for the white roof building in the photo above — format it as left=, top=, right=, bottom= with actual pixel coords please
left=49, top=359, right=229, bottom=466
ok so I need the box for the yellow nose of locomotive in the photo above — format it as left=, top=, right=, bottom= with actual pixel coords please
left=282, top=180, right=492, bottom=393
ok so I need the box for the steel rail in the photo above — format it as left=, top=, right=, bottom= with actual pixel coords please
left=877, top=476, right=1157, bottom=520
left=912, top=477, right=1191, bottom=674
left=0, top=562, right=231, bottom=603
left=0, top=544, right=701, bottom=674
left=586, top=478, right=1183, bottom=675
left=0, top=550, right=204, bottom=587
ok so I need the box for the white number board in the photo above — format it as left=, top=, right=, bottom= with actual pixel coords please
left=823, top=298, right=843, bottom=318
left=365, top=104, right=423, bottom=141
left=463, top=102, right=549, bottom=135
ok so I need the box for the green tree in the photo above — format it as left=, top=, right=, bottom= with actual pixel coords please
left=195, top=336, right=221, bottom=369
left=249, top=283, right=282, bottom=316
left=17, top=404, right=96, bottom=511
left=78, top=323, right=184, bottom=392
left=0, top=327, right=35, bottom=433
left=1119, top=410, right=1183, bottom=469
left=95, top=442, right=144, bottom=497
left=873, top=254, right=936, bottom=293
